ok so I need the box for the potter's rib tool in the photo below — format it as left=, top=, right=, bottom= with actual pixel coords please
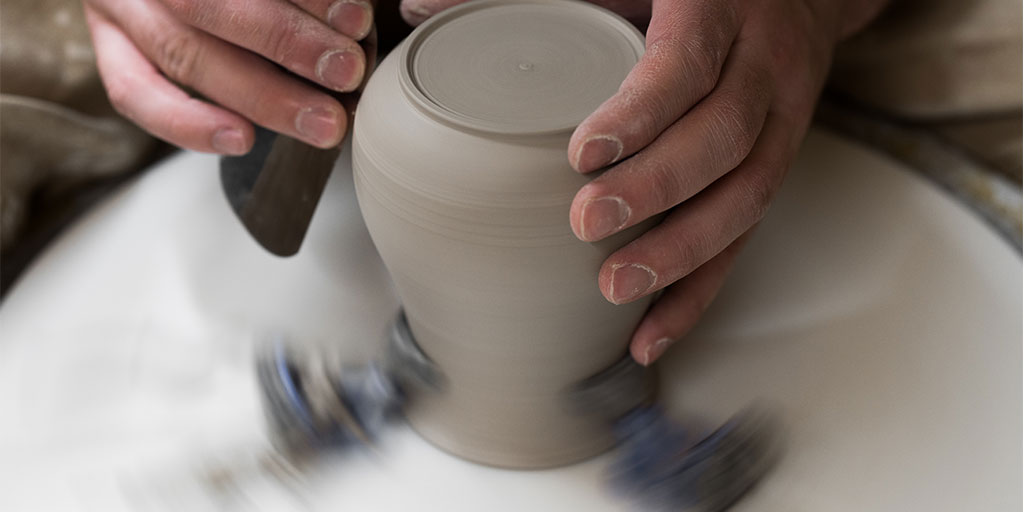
left=219, top=25, right=375, bottom=257
left=256, top=310, right=780, bottom=510
left=220, top=125, right=341, bottom=257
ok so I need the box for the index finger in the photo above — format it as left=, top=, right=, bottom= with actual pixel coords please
left=568, top=0, right=740, bottom=173
left=162, top=0, right=365, bottom=92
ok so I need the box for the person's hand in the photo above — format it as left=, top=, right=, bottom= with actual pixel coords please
left=83, top=0, right=375, bottom=154
left=400, top=0, right=886, bottom=365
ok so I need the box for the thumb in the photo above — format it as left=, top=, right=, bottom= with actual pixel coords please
left=399, top=0, right=471, bottom=25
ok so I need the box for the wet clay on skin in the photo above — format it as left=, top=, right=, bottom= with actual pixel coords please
left=352, top=0, right=651, bottom=468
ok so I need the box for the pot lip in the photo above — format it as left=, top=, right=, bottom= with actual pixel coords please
left=397, top=0, right=645, bottom=138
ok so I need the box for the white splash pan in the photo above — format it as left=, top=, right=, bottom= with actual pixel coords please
left=1, top=128, right=1019, bottom=511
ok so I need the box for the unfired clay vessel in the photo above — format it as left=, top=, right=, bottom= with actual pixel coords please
left=352, top=0, right=650, bottom=468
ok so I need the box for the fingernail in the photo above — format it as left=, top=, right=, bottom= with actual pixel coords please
left=296, top=106, right=342, bottom=147
left=316, top=48, right=364, bottom=92
left=574, top=134, right=623, bottom=172
left=609, top=263, right=656, bottom=304
left=579, top=196, right=630, bottom=241
left=640, top=337, right=672, bottom=366
left=211, top=128, right=247, bottom=155
left=328, top=0, right=373, bottom=40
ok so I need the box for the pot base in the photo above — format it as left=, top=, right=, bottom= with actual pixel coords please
left=390, top=309, right=657, bottom=469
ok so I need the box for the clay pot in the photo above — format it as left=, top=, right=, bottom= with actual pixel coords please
left=352, top=0, right=650, bottom=468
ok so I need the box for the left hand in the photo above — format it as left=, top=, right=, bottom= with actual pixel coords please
left=400, top=0, right=887, bottom=366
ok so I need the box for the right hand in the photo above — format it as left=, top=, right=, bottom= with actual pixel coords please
left=82, top=0, right=375, bottom=154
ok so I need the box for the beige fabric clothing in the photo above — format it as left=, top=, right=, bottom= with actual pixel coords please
left=830, top=0, right=1022, bottom=179
left=832, top=0, right=1022, bottom=118
left=1, top=0, right=156, bottom=253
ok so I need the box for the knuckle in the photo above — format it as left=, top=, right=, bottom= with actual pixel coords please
left=705, top=97, right=760, bottom=165
left=651, top=35, right=719, bottom=98
left=154, top=31, right=203, bottom=83
left=644, top=0, right=737, bottom=104
left=737, top=162, right=780, bottom=223
left=605, top=87, right=661, bottom=143
left=668, top=228, right=712, bottom=279
left=647, top=157, right=689, bottom=208
left=264, top=12, right=303, bottom=64
left=683, top=39, right=721, bottom=94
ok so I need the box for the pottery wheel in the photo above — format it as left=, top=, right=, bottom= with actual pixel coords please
left=407, top=0, right=643, bottom=134
left=0, top=129, right=1019, bottom=510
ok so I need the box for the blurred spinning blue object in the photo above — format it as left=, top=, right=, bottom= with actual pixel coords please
left=256, top=310, right=779, bottom=511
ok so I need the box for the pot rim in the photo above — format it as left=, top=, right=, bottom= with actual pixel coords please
left=397, top=0, right=645, bottom=138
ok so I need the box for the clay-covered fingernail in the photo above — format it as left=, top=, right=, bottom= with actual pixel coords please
left=574, top=134, right=623, bottom=172
left=212, top=128, right=247, bottom=155
left=296, top=106, right=342, bottom=147
left=328, top=0, right=373, bottom=40
left=316, top=48, right=365, bottom=92
left=640, top=337, right=672, bottom=366
left=579, top=196, right=629, bottom=241
left=609, top=263, right=656, bottom=304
